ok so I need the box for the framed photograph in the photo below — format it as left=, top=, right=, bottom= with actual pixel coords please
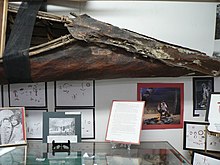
left=43, top=112, right=81, bottom=143
left=55, top=80, right=95, bottom=107
left=192, top=151, right=220, bottom=165
left=205, top=92, right=220, bottom=133
left=193, top=77, right=214, bottom=117
left=8, top=82, right=47, bottom=108
left=105, top=100, right=145, bottom=144
left=56, top=108, right=95, bottom=139
left=0, top=107, right=27, bottom=147
left=137, top=83, right=184, bottom=129
left=183, top=121, right=208, bottom=151
left=25, top=109, right=48, bottom=140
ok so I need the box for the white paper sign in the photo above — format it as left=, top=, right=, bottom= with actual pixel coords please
left=47, top=135, right=77, bottom=143
left=106, top=101, right=145, bottom=144
left=207, top=93, right=220, bottom=133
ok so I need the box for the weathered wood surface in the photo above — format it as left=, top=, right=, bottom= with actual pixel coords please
left=0, top=6, right=220, bottom=84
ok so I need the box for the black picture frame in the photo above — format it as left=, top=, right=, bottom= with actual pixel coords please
left=183, top=121, right=209, bottom=151
left=191, top=151, right=220, bottom=165
left=43, top=112, right=81, bottom=143
left=8, top=82, right=47, bottom=109
left=54, top=80, right=95, bottom=108
left=193, top=77, right=214, bottom=117
left=55, top=108, right=95, bottom=139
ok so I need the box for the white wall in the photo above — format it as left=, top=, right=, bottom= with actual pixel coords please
left=7, top=1, right=219, bottom=161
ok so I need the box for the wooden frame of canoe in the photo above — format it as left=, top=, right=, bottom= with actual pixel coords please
left=0, top=4, right=220, bottom=84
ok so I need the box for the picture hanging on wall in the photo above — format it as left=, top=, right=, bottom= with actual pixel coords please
left=25, top=109, right=48, bottom=140
left=55, top=80, right=95, bottom=107
left=43, top=112, right=81, bottom=143
left=205, top=92, right=220, bottom=134
left=8, top=82, right=47, bottom=108
left=55, top=108, right=95, bottom=139
left=192, top=151, right=220, bottom=165
left=206, top=131, right=220, bottom=152
left=193, top=77, right=214, bottom=117
left=137, top=83, right=184, bottom=129
left=0, top=107, right=26, bottom=147
left=183, top=121, right=208, bottom=151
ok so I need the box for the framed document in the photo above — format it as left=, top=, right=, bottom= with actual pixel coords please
left=55, top=80, right=95, bottom=107
left=56, top=108, right=95, bottom=139
left=8, top=82, right=47, bottom=108
left=192, top=151, right=220, bottom=165
left=205, top=92, right=220, bottom=133
left=183, top=121, right=208, bottom=151
left=105, top=100, right=145, bottom=144
left=43, top=112, right=81, bottom=143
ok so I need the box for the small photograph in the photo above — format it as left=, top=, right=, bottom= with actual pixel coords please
left=0, top=107, right=26, bottom=147
left=49, top=118, right=75, bottom=136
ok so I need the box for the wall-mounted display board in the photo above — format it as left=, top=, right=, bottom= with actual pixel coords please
left=25, top=109, right=47, bottom=140
left=43, top=112, right=81, bottom=143
left=193, top=77, right=214, bottom=117
left=8, top=82, right=47, bottom=108
left=183, top=121, right=208, bottom=151
left=192, top=151, right=220, bottom=165
left=56, top=108, right=95, bottom=139
left=55, top=80, right=95, bottom=107
left=205, top=92, right=220, bottom=134
left=105, top=100, right=145, bottom=145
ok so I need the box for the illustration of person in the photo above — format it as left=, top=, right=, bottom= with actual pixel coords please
left=0, top=118, right=13, bottom=144
left=199, top=83, right=211, bottom=108
left=157, top=101, right=170, bottom=119
left=9, top=114, right=24, bottom=144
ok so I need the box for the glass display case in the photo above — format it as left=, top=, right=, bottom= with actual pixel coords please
left=0, top=141, right=191, bottom=165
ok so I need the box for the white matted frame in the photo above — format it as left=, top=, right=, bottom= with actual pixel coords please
left=25, top=109, right=48, bottom=140
left=0, top=107, right=26, bottom=147
left=55, top=108, right=95, bottom=139
left=105, top=100, right=145, bottom=145
left=183, top=121, right=208, bottom=151
left=8, top=82, right=47, bottom=108
left=205, top=92, right=220, bottom=133
left=55, top=80, right=95, bottom=107
left=192, top=151, right=220, bottom=165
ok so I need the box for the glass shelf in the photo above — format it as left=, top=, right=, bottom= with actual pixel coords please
left=0, top=141, right=191, bottom=165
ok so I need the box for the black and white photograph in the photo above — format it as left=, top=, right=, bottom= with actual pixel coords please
left=43, top=112, right=81, bottom=143
left=49, top=118, right=75, bottom=136
left=0, top=107, right=26, bottom=147
left=56, top=108, right=95, bottom=139
left=193, top=77, right=214, bottom=117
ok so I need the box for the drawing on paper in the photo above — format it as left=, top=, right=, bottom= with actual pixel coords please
left=9, top=82, right=47, bottom=107
left=55, top=80, right=94, bottom=107
left=25, top=110, right=44, bottom=139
